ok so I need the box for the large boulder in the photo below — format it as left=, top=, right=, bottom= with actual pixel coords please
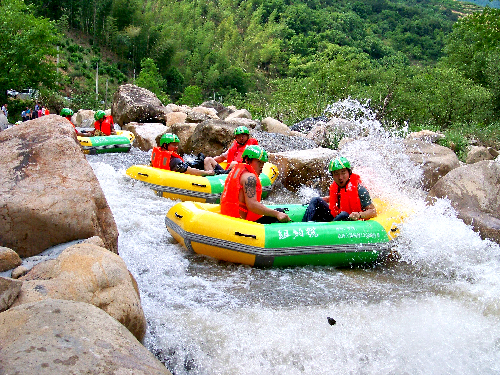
left=403, top=139, right=461, bottom=191
left=0, top=299, right=172, bottom=375
left=170, top=123, right=198, bottom=155
left=253, top=130, right=318, bottom=153
left=0, top=246, right=22, bottom=272
left=74, top=109, right=95, bottom=127
left=406, top=129, right=445, bottom=143
left=12, top=242, right=146, bottom=340
left=165, top=111, right=187, bottom=126
left=225, top=117, right=260, bottom=129
left=192, top=105, right=219, bottom=118
left=112, top=84, right=168, bottom=126
left=200, top=100, right=225, bottom=114
left=427, top=160, right=500, bottom=244
left=224, top=108, right=252, bottom=121
left=0, top=116, right=118, bottom=257
left=0, top=276, right=22, bottom=312
left=261, top=117, right=292, bottom=136
left=306, top=119, right=360, bottom=149
left=123, top=122, right=168, bottom=151
left=466, top=146, right=498, bottom=164
left=183, top=119, right=238, bottom=156
left=269, top=148, right=338, bottom=192
left=0, top=113, right=9, bottom=130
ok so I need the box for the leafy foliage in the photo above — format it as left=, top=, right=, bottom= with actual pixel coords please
left=0, top=0, right=59, bottom=97
left=135, top=58, right=169, bottom=104
left=4, top=0, right=500, bottom=150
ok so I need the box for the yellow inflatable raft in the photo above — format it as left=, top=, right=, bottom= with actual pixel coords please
left=126, top=162, right=279, bottom=203
left=166, top=198, right=408, bottom=268
left=78, top=130, right=135, bottom=154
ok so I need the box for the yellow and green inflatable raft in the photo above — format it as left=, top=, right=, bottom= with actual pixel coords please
left=126, top=162, right=279, bottom=203
left=165, top=199, right=408, bottom=268
left=78, top=130, right=135, bottom=154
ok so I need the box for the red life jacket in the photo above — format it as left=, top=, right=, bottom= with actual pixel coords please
left=226, top=138, right=259, bottom=168
left=94, top=116, right=113, bottom=136
left=329, top=173, right=363, bottom=218
left=220, top=163, right=263, bottom=221
left=151, top=147, right=184, bottom=170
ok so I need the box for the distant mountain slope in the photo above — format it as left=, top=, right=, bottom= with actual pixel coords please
left=460, top=0, right=500, bottom=7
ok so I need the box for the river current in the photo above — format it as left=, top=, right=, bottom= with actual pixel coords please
left=87, top=105, right=500, bottom=375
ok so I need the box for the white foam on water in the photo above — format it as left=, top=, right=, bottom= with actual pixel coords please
left=87, top=101, right=500, bottom=374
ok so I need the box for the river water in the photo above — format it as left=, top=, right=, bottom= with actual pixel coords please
left=87, top=105, right=500, bottom=375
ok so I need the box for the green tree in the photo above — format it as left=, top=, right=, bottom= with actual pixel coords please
left=178, top=85, right=203, bottom=106
left=135, top=58, right=169, bottom=103
left=0, top=0, right=59, bottom=98
left=443, top=8, right=500, bottom=114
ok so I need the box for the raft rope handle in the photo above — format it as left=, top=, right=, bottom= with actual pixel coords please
left=235, top=232, right=257, bottom=239
left=175, top=212, right=183, bottom=219
left=137, top=173, right=149, bottom=177
left=192, top=183, right=207, bottom=188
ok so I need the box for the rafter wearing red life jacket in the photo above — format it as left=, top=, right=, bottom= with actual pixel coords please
left=220, top=163, right=263, bottom=221
left=93, top=116, right=113, bottom=136
left=151, top=147, right=184, bottom=170
left=329, top=173, right=363, bottom=218
left=225, top=138, right=259, bottom=168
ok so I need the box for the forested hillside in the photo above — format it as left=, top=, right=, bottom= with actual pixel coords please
left=1, top=0, right=499, bottom=153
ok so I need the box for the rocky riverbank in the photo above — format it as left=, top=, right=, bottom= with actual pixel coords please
left=0, top=84, right=498, bottom=373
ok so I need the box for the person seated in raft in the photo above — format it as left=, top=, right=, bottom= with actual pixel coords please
left=220, top=145, right=291, bottom=224
left=203, top=126, right=259, bottom=174
left=86, top=110, right=116, bottom=136
left=60, top=108, right=87, bottom=136
left=151, top=133, right=215, bottom=176
left=302, top=157, right=377, bottom=222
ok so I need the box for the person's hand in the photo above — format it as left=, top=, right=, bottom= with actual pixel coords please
left=349, top=212, right=362, bottom=221
left=277, top=212, right=291, bottom=222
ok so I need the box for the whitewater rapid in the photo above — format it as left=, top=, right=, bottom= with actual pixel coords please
left=87, top=108, right=500, bottom=374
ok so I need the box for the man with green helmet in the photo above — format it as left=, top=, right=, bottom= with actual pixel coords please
left=203, top=125, right=259, bottom=173
left=88, top=110, right=116, bottom=136
left=60, top=107, right=87, bottom=136
left=151, top=133, right=214, bottom=176
left=302, top=156, right=376, bottom=222
left=220, top=145, right=290, bottom=223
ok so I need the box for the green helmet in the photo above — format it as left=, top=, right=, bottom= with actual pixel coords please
left=94, top=110, right=106, bottom=121
left=60, top=108, right=73, bottom=117
left=234, top=126, right=250, bottom=135
left=160, top=133, right=180, bottom=147
left=242, top=145, right=268, bottom=162
left=328, top=157, right=351, bottom=172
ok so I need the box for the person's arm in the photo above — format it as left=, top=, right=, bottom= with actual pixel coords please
left=349, top=203, right=376, bottom=221
left=321, top=196, right=329, bottom=203
left=242, top=173, right=290, bottom=222
left=214, top=151, right=228, bottom=164
left=185, top=167, right=214, bottom=176
left=349, top=185, right=377, bottom=220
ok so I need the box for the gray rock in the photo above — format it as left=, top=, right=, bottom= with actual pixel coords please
left=0, top=276, right=22, bottom=312
left=403, top=139, right=460, bottom=191
left=0, top=299, right=172, bottom=375
left=427, top=160, right=500, bottom=244
left=0, top=116, right=118, bottom=257
left=0, top=246, right=22, bottom=272
left=253, top=130, right=318, bottom=153
left=13, top=242, right=146, bottom=341
left=112, top=84, right=167, bottom=126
